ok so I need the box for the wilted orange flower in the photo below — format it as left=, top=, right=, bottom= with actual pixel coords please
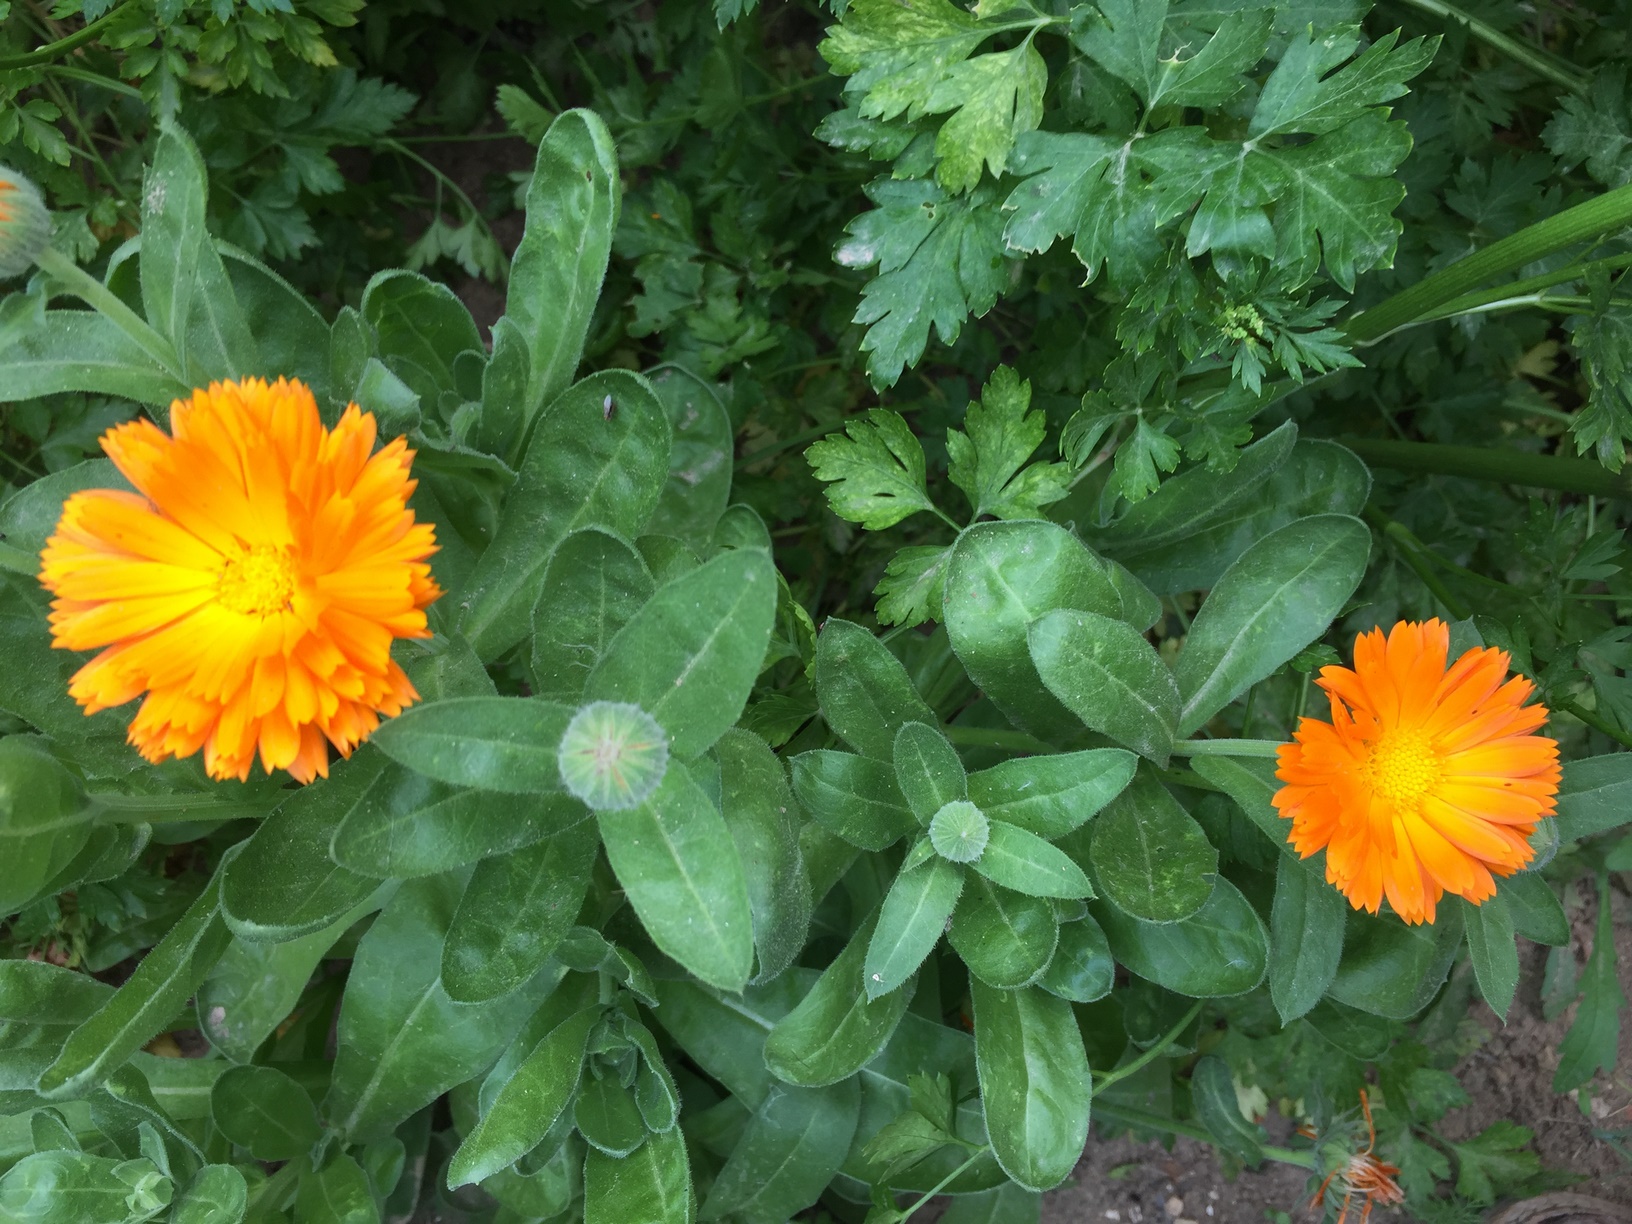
left=1273, top=619, right=1559, bottom=924
left=39, top=377, right=441, bottom=783
left=1307, top=1091, right=1404, bottom=1224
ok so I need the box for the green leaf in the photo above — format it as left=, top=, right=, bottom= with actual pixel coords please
left=646, top=364, right=733, bottom=544
left=790, top=750, right=918, bottom=851
left=974, top=822, right=1092, bottom=900
left=923, top=43, right=1046, bottom=192
left=220, top=755, right=389, bottom=942
left=0, top=960, right=112, bottom=1028
left=597, top=758, right=755, bottom=992
left=1074, top=1, right=1270, bottom=110
left=813, top=618, right=938, bottom=759
left=367, top=697, right=573, bottom=794
left=966, top=749, right=1137, bottom=840
left=1464, top=895, right=1520, bottom=1022
left=209, top=1065, right=320, bottom=1162
left=835, top=179, right=1010, bottom=388
left=1038, top=914, right=1114, bottom=1004
left=946, top=366, right=1069, bottom=521
left=1499, top=873, right=1569, bottom=948
left=1028, top=608, right=1179, bottom=765
left=296, top=1153, right=377, bottom=1224
left=1554, top=879, right=1623, bottom=1092
left=39, top=864, right=231, bottom=1100
left=658, top=974, right=809, bottom=1108
left=586, top=547, right=777, bottom=759
left=575, top=1075, right=648, bottom=1158
left=1556, top=752, right=1632, bottom=840
left=0, top=311, right=188, bottom=407
left=1093, top=876, right=1269, bottom=997
left=326, top=872, right=553, bottom=1142
left=0, top=1151, right=170, bottom=1223
left=717, top=729, right=813, bottom=984
left=893, top=721, right=966, bottom=824
left=949, top=874, right=1059, bottom=989
left=1174, top=515, right=1370, bottom=735
left=584, top=1124, right=693, bottom=1224
left=142, top=123, right=255, bottom=383
left=1268, top=854, right=1344, bottom=1024
left=358, top=268, right=481, bottom=404
left=1189, top=1055, right=1265, bottom=1165
left=806, top=409, right=939, bottom=529
left=1087, top=771, right=1216, bottom=923
left=442, top=822, right=599, bottom=1004
left=170, top=1165, right=247, bottom=1224
left=700, top=1080, right=861, bottom=1223
left=939, top=1184, right=1042, bottom=1224
left=866, top=856, right=964, bottom=999
left=458, top=369, right=671, bottom=662
left=0, top=736, right=94, bottom=914
left=943, top=520, right=1127, bottom=737
left=509, top=110, right=621, bottom=425
left=1249, top=26, right=1437, bottom=140
left=875, top=544, right=953, bottom=630
left=971, top=981, right=1091, bottom=1192
left=530, top=529, right=656, bottom=702
left=765, top=909, right=914, bottom=1087
left=1328, top=907, right=1465, bottom=1020
left=1451, top=1121, right=1542, bottom=1206
left=331, top=762, right=584, bottom=879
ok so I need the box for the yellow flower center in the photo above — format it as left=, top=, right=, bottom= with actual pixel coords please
left=217, top=545, right=296, bottom=617
left=1365, top=727, right=1441, bottom=807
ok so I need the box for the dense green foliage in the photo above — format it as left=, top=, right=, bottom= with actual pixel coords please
left=2, top=1, right=1632, bottom=1222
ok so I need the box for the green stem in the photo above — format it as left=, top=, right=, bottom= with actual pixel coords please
left=1091, top=1102, right=1319, bottom=1171
left=47, top=63, right=144, bottom=98
left=0, top=542, right=37, bottom=576
left=1390, top=0, right=1588, bottom=94
left=1555, top=697, right=1632, bottom=750
left=1420, top=253, right=1632, bottom=324
left=1168, top=738, right=1285, bottom=759
left=896, top=1147, right=990, bottom=1222
left=1095, top=1000, right=1204, bottom=1090
left=1369, top=510, right=1475, bottom=620
left=942, top=725, right=1053, bottom=755
left=0, top=1, right=135, bottom=70
left=242, top=1159, right=301, bottom=1223
left=84, top=793, right=278, bottom=824
left=32, top=246, right=183, bottom=380
left=1341, top=437, right=1632, bottom=500
left=1348, top=182, right=1632, bottom=344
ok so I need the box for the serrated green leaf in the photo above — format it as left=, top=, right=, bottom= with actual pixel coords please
left=807, top=408, right=938, bottom=529
left=946, top=366, right=1069, bottom=521
left=1074, top=1, right=1270, bottom=111
left=1250, top=26, right=1437, bottom=140
left=875, top=544, right=953, bottom=629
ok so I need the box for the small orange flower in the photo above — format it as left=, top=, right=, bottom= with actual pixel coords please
left=1273, top=619, right=1559, bottom=924
left=1308, top=1091, right=1405, bottom=1224
left=0, top=167, right=50, bottom=278
left=39, top=378, right=441, bottom=783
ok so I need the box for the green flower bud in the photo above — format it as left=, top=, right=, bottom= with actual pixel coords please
left=557, top=700, right=669, bottom=811
left=0, top=168, right=50, bottom=279
left=929, top=799, right=989, bottom=863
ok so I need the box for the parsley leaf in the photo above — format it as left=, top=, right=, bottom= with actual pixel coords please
left=836, top=179, right=1011, bottom=389
left=1545, top=66, right=1632, bottom=188
left=1250, top=26, right=1438, bottom=140
left=1114, top=414, right=1183, bottom=503
left=807, top=408, right=944, bottom=529
left=1450, top=1121, right=1542, bottom=1205
left=875, top=544, right=952, bottom=628
left=1072, top=0, right=1271, bottom=112
left=1553, top=877, right=1624, bottom=1093
left=946, top=365, right=1069, bottom=520
left=1567, top=300, right=1632, bottom=471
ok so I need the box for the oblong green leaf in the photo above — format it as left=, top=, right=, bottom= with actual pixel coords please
left=1092, top=877, right=1268, bottom=998
left=971, top=981, right=1091, bottom=1192
left=598, top=758, right=754, bottom=992
left=210, top=1064, right=320, bottom=1162
left=0, top=312, right=186, bottom=407
left=1328, top=906, right=1465, bottom=1020
left=943, top=521, right=1125, bottom=737
left=459, top=369, right=671, bottom=661
left=530, top=529, right=655, bottom=702
left=1039, top=914, right=1114, bottom=1003
left=789, top=750, right=917, bottom=851
left=1464, top=895, right=1519, bottom=1021
left=717, top=729, right=812, bottom=984
left=368, top=697, right=575, bottom=794
left=1174, top=515, right=1370, bottom=735
left=584, top=1123, right=693, bottom=1224
left=586, top=548, right=777, bottom=760
left=966, top=749, right=1137, bottom=840
left=893, top=721, right=966, bottom=824
left=647, top=364, right=733, bottom=544
left=948, top=874, right=1059, bottom=989
left=813, top=618, right=938, bottom=759
left=1028, top=608, right=1179, bottom=764
left=442, top=822, right=600, bottom=1004
left=576, top=1074, right=647, bottom=1158
left=1555, top=753, right=1632, bottom=840
left=1268, top=854, right=1345, bottom=1024
left=974, top=822, right=1093, bottom=899
left=765, top=909, right=913, bottom=1087
left=1087, top=771, right=1216, bottom=923
left=866, top=857, right=965, bottom=999
left=1190, top=1055, right=1266, bottom=1164
left=700, top=1080, right=860, bottom=1224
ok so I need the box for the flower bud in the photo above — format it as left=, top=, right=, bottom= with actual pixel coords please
left=0, top=168, right=51, bottom=279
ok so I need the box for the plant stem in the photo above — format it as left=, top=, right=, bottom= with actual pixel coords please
left=0, top=1, right=134, bottom=70
left=1419, top=253, right=1632, bottom=325
left=1342, top=437, right=1632, bottom=501
left=1555, top=697, right=1632, bottom=750
left=896, top=1146, right=991, bottom=1221
left=1091, top=1101, right=1319, bottom=1171
left=32, top=246, right=184, bottom=380
left=1369, top=510, right=1475, bottom=620
left=0, top=542, right=37, bottom=576
left=1390, top=0, right=1588, bottom=94
left=1348, top=182, right=1632, bottom=344
left=84, top=792, right=278, bottom=824
left=942, top=725, right=1053, bottom=754
left=1168, top=738, right=1285, bottom=759
left=47, top=63, right=144, bottom=98
left=1095, top=1000, right=1205, bottom=1090
left=242, top=1159, right=301, bottom=1223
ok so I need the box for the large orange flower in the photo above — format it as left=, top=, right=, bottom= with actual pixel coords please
left=1273, top=619, right=1560, bottom=924
left=39, top=378, right=441, bottom=783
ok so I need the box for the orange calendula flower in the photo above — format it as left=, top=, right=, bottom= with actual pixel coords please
left=0, top=167, right=51, bottom=279
left=1273, top=618, right=1560, bottom=925
left=39, top=377, right=441, bottom=783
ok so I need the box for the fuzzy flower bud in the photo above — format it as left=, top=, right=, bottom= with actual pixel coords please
left=0, top=168, right=51, bottom=279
